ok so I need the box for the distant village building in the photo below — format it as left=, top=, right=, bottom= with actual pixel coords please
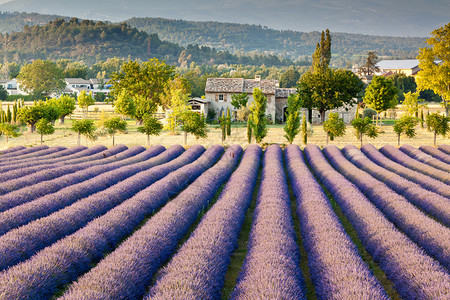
left=376, top=60, right=420, bottom=76
left=0, top=79, right=18, bottom=95
left=64, top=78, right=111, bottom=97
left=202, top=76, right=356, bottom=124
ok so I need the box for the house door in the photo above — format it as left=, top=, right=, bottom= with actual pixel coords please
left=283, top=107, right=288, bottom=123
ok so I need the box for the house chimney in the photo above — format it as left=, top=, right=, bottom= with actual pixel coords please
left=255, top=75, right=261, bottom=81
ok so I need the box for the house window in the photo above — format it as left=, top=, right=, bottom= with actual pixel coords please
left=191, top=105, right=200, bottom=110
left=7, top=84, right=12, bottom=89
left=218, top=94, right=224, bottom=102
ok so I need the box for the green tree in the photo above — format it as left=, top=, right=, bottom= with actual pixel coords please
left=363, top=76, right=398, bottom=126
left=103, top=117, right=127, bottom=146
left=402, top=91, right=427, bottom=118
left=312, top=29, right=331, bottom=72
left=6, top=104, right=11, bottom=123
left=388, top=73, right=416, bottom=103
left=17, top=102, right=47, bottom=132
left=35, top=118, right=55, bottom=145
left=246, top=117, right=252, bottom=144
left=181, top=111, right=207, bottom=145
left=230, top=93, right=249, bottom=110
left=109, top=58, right=175, bottom=123
left=226, top=107, right=231, bottom=136
left=301, top=112, right=308, bottom=145
left=351, top=117, right=379, bottom=147
left=48, top=95, right=76, bottom=124
left=71, top=119, right=97, bottom=145
left=77, top=90, right=95, bottom=115
left=220, top=111, right=226, bottom=143
left=249, top=88, right=267, bottom=144
left=283, top=94, right=302, bottom=144
left=323, top=112, right=346, bottom=145
left=0, top=123, right=20, bottom=142
left=165, top=88, right=190, bottom=134
left=393, top=115, right=418, bottom=146
left=0, top=85, right=7, bottom=100
left=137, top=114, right=163, bottom=146
left=426, top=112, right=450, bottom=146
left=17, top=60, right=65, bottom=98
left=280, top=68, right=300, bottom=88
left=416, top=23, right=450, bottom=116
left=357, top=51, right=379, bottom=76
left=114, top=89, right=136, bottom=120
left=298, top=68, right=364, bottom=122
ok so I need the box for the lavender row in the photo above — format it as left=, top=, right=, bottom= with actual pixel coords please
left=0, top=145, right=224, bottom=300
left=0, top=144, right=191, bottom=271
left=324, top=146, right=450, bottom=268
left=305, top=144, right=450, bottom=299
left=419, top=145, right=450, bottom=164
left=438, top=144, right=450, bottom=155
left=231, top=145, right=305, bottom=300
left=60, top=145, right=241, bottom=300
left=0, top=144, right=48, bottom=161
left=400, top=144, right=450, bottom=172
left=148, top=145, right=261, bottom=300
left=0, top=146, right=166, bottom=234
left=0, top=145, right=144, bottom=212
left=0, top=146, right=25, bottom=156
left=0, top=146, right=87, bottom=171
left=380, top=145, right=450, bottom=184
left=0, top=144, right=121, bottom=184
left=342, top=145, right=450, bottom=226
left=0, top=145, right=92, bottom=174
left=285, top=145, right=388, bottom=299
left=361, top=144, right=450, bottom=198
left=0, top=145, right=65, bottom=164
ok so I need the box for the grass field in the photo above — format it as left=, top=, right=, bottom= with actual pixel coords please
left=0, top=119, right=448, bottom=150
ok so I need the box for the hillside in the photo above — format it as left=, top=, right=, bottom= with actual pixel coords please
left=126, top=17, right=427, bottom=66
left=0, top=17, right=293, bottom=67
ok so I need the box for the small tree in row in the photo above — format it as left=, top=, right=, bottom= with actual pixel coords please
left=393, top=115, right=418, bottom=146
left=323, top=112, right=346, bottom=145
left=72, top=119, right=97, bottom=146
left=36, top=118, right=55, bottom=145
left=351, top=117, right=379, bottom=147
left=137, top=114, right=163, bottom=147
left=426, top=112, right=450, bottom=146
left=0, top=123, right=21, bottom=142
left=249, top=88, right=267, bottom=144
left=284, top=94, right=302, bottom=144
left=104, top=117, right=127, bottom=146
left=181, top=111, right=207, bottom=145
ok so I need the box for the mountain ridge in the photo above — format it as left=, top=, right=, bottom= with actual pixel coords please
left=0, top=0, right=448, bottom=37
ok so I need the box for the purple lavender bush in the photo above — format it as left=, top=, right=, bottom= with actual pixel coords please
left=59, top=145, right=241, bottom=300
left=343, top=145, right=450, bottom=226
left=0, top=145, right=49, bottom=162
left=0, top=145, right=220, bottom=299
left=147, top=145, right=261, bottom=300
left=304, top=144, right=450, bottom=299
left=438, top=144, right=450, bottom=155
left=230, top=145, right=305, bottom=300
left=285, top=145, right=388, bottom=299
left=0, top=145, right=25, bottom=156
left=361, top=144, right=450, bottom=198
left=380, top=145, right=450, bottom=184
left=323, top=145, right=450, bottom=268
left=400, top=144, right=450, bottom=172
left=419, top=145, right=450, bottom=164
left=0, top=146, right=65, bottom=164
left=0, top=145, right=190, bottom=271
left=0, top=145, right=167, bottom=234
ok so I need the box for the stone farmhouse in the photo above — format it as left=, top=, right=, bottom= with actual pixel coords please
left=203, top=76, right=356, bottom=124
left=376, top=60, right=420, bottom=77
left=204, top=76, right=296, bottom=123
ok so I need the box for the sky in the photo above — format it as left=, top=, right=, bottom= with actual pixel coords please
left=0, top=0, right=448, bottom=37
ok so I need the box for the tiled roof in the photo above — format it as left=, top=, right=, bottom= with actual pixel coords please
left=205, top=78, right=244, bottom=93
left=65, top=78, right=92, bottom=85
left=205, top=78, right=279, bottom=94
left=189, top=97, right=211, bottom=104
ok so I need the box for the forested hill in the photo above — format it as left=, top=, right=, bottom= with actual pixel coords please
left=125, top=17, right=427, bottom=66
left=0, top=17, right=294, bottom=67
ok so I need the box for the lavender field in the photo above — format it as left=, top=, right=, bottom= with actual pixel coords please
left=0, top=143, right=449, bottom=299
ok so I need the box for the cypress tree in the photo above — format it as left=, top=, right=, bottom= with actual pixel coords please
left=6, top=104, right=11, bottom=123
left=220, top=111, right=226, bottom=143
left=301, top=112, right=308, bottom=145
left=13, top=102, right=17, bottom=123
left=247, top=117, right=252, bottom=144
left=420, top=109, right=424, bottom=128
left=226, top=107, right=231, bottom=136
